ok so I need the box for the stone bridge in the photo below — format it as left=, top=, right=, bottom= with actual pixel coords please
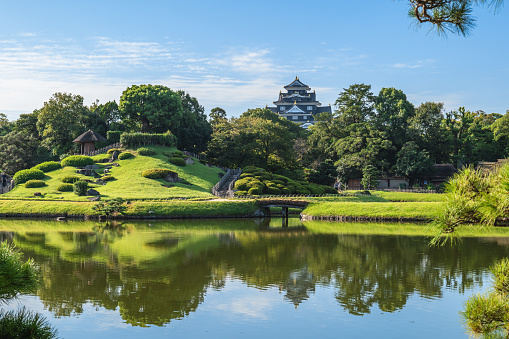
left=257, top=199, right=309, bottom=220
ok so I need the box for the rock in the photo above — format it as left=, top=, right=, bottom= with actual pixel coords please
left=86, top=189, right=100, bottom=196
left=56, top=216, right=66, bottom=221
left=103, top=168, right=110, bottom=174
left=100, top=158, right=110, bottom=163
left=110, top=163, right=120, bottom=167
left=76, top=169, right=98, bottom=177
left=162, top=184, right=175, bottom=188
left=165, top=172, right=182, bottom=183
left=110, top=150, right=120, bottom=161
left=84, top=165, right=99, bottom=170
left=87, top=196, right=101, bottom=201
left=34, top=192, right=42, bottom=197
left=95, top=179, right=106, bottom=185
left=252, top=209, right=266, bottom=217
left=184, top=157, right=194, bottom=165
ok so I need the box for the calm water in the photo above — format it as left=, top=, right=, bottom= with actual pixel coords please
left=2, top=218, right=509, bottom=339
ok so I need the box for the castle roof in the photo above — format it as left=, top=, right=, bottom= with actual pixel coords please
left=284, top=76, right=310, bottom=90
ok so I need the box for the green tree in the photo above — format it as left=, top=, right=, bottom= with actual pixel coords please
left=36, top=92, right=90, bottom=155
left=308, top=159, right=338, bottom=186
left=0, top=113, right=12, bottom=137
left=90, top=100, right=120, bottom=130
left=407, top=0, right=504, bottom=36
left=0, top=131, right=42, bottom=174
left=394, top=141, right=434, bottom=186
left=409, top=102, right=450, bottom=163
left=174, top=91, right=212, bottom=153
left=14, top=110, right=41, bottom=140
left=209, top=107, right=227, bottom=126
left=361, top=164, right=380, bottom=190
left=118, top=84, right=183, bottom=133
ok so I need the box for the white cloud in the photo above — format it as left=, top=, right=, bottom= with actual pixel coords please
left=392, top=59, right=436, bottom=69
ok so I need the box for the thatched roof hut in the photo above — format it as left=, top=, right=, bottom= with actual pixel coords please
left=73, top=130, right=107, bottom=154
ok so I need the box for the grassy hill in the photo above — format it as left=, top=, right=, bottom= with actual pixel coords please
left=3, top=145, right=224, bottom=201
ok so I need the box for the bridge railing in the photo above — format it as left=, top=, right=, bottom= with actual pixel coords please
left=84, top=142, right=122, bottom=156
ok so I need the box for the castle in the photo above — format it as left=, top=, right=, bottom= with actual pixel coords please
left=267, top=77, right=331, bottom=129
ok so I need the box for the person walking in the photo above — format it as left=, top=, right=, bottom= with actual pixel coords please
left=1, top=172, right=6, bottom=187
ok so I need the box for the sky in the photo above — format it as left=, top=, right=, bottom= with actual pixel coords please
left=0, top=0, right=508, bottom=121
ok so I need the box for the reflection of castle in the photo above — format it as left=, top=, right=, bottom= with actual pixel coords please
left=280, top=266, right=315, bottom=308
left=267, top=77, right=331, bottom=129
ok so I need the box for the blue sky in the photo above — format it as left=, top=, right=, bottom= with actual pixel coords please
left=0, top=0, right=508, bottom=121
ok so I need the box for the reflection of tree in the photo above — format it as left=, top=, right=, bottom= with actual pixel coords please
left=9, top=225, right=509, bottom=327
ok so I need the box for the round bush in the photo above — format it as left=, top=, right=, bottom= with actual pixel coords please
left=169, top=157, right=186, bottom=167
left=174, top=150, right=184, bottom=158
left=61, top=155, right=94, bottom=167
left=61, top=175, right=80, bottom=183
left=266, top=186, right=281, bottom=195
left=322, top=185, right=338, bottom=194
left=234, top=190, right=247, bottom=196
left=137, top=147, right=156, bottom=156
left=33, top=161, right=61, bottom=173
left=57, top=183, right=73, bottom=192
left=248, top=187, right=263, bottom=195
left=239, top=173, right=255, bottom=179
left=243, top=166, right=262, bottom=174
left=118, top=152, right=134, bottom=160
left=73, top=180, right=88, bottom=196
left=234, top=177, right=264, bottom=191
left=142, top=169, right=176, bottom=179
left=24, top=180, right=46, bottom=188
left=100, top=175, right=115, bottom=181
left=13, top=169, right=45, bottom=185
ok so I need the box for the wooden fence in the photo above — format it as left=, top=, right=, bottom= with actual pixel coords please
left=85, top=142, right=122, bottom=156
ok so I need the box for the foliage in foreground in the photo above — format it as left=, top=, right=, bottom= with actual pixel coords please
left=0, top=307, right=58, bottom=339
left=92, top=198, right=127, bottom=216
left=461, top=259, right=509, bottom=337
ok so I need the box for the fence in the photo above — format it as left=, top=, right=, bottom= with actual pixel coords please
left=84, top=142, right=122, bottom=157
left=379, top=188, right=441, bottom=194
left=182, top=151, right=202, bottom=160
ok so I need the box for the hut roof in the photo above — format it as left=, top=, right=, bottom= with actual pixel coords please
left=73, top=130, right=107, bottom=143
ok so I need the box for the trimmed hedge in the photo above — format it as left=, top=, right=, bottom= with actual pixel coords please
left=120, top=132, right=177, bottom=147
left=107, top=148, right=120, bottom=154
left=118, top=152, right=134, bottom=160
left=137, top=147, right=156, bottom=156
left=174, top=150, right=184, bottom=158
left=13, top=169, right=45, bottom=185
left=61, top=175, right=80, bottom=183
left=57, top=183, right=73, bottom=192
left=24, top=180, right=46, bottom=188
left=61, top=155, right=94, bottom=167
left=248, top=187, right=263, bottom=195
left=142, top=169, right=176, bottom=179
left=100, top=175, right=115, bottom=181
left=169, top=157, right=186, bottom=167
left=73, top=180, right=88, bottom=196
left=33, top=161, right=61, bottom=173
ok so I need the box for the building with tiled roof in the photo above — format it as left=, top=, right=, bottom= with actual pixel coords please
left=267, top=77, right=331, bottom=128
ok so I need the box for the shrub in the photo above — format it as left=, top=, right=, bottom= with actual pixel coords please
left=118, top=152, right=134, bottom=160
left=61, top=175, right=80, bottom=183
left=100, top=175, right=115, bottom=181
left=243, top=166, right=263, bottom=174
left=137, top=147, right=156, bottom=156
left=33, top=161, right=61, bottom=173
left=491, top=258, right=509, bottom=295
left=13, top=169, right=45, bottom=185
left=73, top=180, right=88, bottom=196
left=169, top=157, right=186, bottom=167
left=142, top=169, right=176, bottom=179
left=234, top=177, right=264, bottom=191
left=24, top=180, right=46, bottom=188
left=248, top=187, right=263, bottom=195
left=120, top=131, right=176, bottom=147
left=92, top=198, right=127, bottom=216
left=107, top=130, right=123, bottom=143
left=266, top=186, right=281, bottom=195
left=461, top=292, right=509, bottom=335
left=239, top=173, right=255, bottom=179
left=174, top=150, right=184, bottom=157
left=61, top=155, right=94, bottom=167
left=322, top=185, right=338, bottom=194
left=107, top=148, right=120, bottom=154
left=57, top=183, right=73, bottom=192
left=234, top=190, right=247, bottom=196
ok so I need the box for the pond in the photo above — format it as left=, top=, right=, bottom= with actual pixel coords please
left=2, top=217, right=509, bottom=338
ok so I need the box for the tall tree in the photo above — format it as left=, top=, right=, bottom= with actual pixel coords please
left=409, top=102, right=450, bottom=163
left=209, top=107, right=227, bottom=126
left=174, top=91, right=212, bottom=153
left=36, top=92, right=90, bottom=155
left=0, top=131, right=41, bottom=174
left=407, top=0, right=504, bottom=36
left=118, top=84, right=183, bottom=133
left=394, top=141, right=434, bottom=186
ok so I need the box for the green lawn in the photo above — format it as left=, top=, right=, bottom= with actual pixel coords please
left=4, top=145, right=224, bottom=200
left=374, top=191, right=446, bottom=202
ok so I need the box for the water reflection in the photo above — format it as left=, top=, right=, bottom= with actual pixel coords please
left=1, top=219, right=509, bottom=327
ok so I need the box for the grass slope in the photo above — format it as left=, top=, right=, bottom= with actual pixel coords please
left=3, top=145, right=224, bottom=200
